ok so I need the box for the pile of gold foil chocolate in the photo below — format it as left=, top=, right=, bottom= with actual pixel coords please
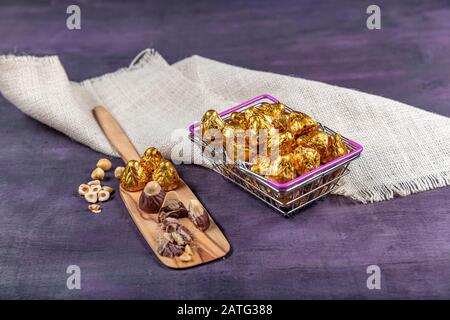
left=120, top=147, right=180, bottom=192
left=200, top=102, right=349, bottom=184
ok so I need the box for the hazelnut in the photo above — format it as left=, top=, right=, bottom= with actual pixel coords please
left=163, top=232, right=173, bottom=242
left=90, top=184, right=102, bottom=193
left=102, top=186, right=114, bottom=194
left=78, top=184, right=90, bottom=196
left=84, top=192, right=98, bottom=203
left=171, top=232, right=187, bottom=246
left=91, top=167, right=105, bottom=180
left=179, top=252, right=192, bottom=262
left=184, top=244, right=194, bottom=256
left=97, top=158, right=112, bottom=171
left=114, top=166, right=125, bottom=179
left=88, top=204, right=102, bottom=214
left=98, top=190, right=110, bottom=202
left=88, top=180, right=101, bottom=186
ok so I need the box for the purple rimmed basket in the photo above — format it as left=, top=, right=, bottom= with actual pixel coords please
left=189, top=94, right=363, bottom=217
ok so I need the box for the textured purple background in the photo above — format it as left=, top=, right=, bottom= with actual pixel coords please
left=0, top=0, right=449, bottom=299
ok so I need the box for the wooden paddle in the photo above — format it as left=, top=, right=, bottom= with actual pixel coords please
left=93, top=106, right=230, bottom=269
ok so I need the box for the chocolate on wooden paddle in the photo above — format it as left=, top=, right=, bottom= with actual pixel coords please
left=188, top=199, right=210, bottom=231
left=139, top=181, right=165, bottom=214
left=158, top=191, right=188, bottom=222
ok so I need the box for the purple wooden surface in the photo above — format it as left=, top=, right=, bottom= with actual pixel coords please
left=0, top=0, right=449, bottom=299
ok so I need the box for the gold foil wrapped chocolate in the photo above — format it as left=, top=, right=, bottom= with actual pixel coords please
left=204, top=102, right=349, bottom=185
left=139, top=147, right=163, bottom=176
left=268, top=131, right=294, bottom=155
left=248, top=114, right=275, bottom=142
left=152, top=160, right=180, bottom=191
left=120, top=160, right=149, bottom=192
left=265, top=102, right=286, bottom=120
left=272, top=113, right=290, bottom=132
left=293, top=146, right=320, bottom=175
left=326, top=133, right=349, bottom=162
left=243, top=106, right=262, bottom=122
left=229, top=143, right=254, bottom=163
left=289, top=112, right=318, bottom=137
left=229, top=112, right=247, bottom=129
left=300, top=131, right=329, bottom=162
left=223, top=125, right=257, bottom=162
left=222, top=124, right=240, bottom=148
left=250, top=156, right=272, bottom=176
left=201, top=109, right=225, bottom=142
left=266, top=154, right=297, bottom=183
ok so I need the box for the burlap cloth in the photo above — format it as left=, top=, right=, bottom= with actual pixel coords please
left=1, top=49, right=449, bottom=203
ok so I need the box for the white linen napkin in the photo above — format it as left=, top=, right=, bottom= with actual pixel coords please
left=1, top=49, right=449, bottom=203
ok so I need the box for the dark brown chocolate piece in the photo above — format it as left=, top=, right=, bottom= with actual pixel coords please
left=139, top=181, right=166, bottom=214
left=158, top=199, right=188, bottom=223
left=175, top=224, right=193, bottom=243
left=188, top=200, right=210, bottom=231
left=160, top=219, right=193, bottom=243
left=157, top=240, right=184, bottom=258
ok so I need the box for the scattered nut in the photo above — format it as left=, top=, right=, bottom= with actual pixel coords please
left=91, top=167, right=105, bottom=180
left=179, top=252, right=192, bottom=262
left=88, top=180, right=101, bottom=186
left=114, top=166, right=125, bottom=179
left=102, top=186, right=114, bottom=194
left=88, top=204, right=102, bottom=214
left=78, top=184, right=90, bottom=196
left=172, top=232, right=187, bottom=246
left=98, top=190, right=110, bottom=202
left=97, top=158, right=112, bottom=171
left=184, top=244, right=194, bottom=256
left=90, top=184, right=102, bottom=193
left=84, top=192, right=98, bottom=203
left=163, top=232, right=173, bottom=242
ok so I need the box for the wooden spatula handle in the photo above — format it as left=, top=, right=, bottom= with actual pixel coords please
left=93, top=106, right=140, bottom=163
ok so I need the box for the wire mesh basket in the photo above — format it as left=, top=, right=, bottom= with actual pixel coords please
left=188, top=94, right=363, bottom=217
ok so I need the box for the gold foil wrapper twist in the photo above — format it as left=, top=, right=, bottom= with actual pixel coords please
left=266, top=154, right=297, bottom=183
left=326, top=133, right=349, bottom=162
left=152, top=160, right=180, bottom=191
left=293, top=146, right=321, bottom=175
left=299, top=131, right=329, bottom=163
left=268, top=131, right=294, bottom=156
left=121, top=160, right=149, bottom=192
left=139, top=147, right=163, bottom=176
left=289, top=112, right=318, bottom=137
left=201, top=109, right=225, bottom=143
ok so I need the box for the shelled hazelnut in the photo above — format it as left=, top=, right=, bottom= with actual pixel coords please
left=98, top=190, right=110, bottom=202
left=96, top=158, right=112, bottom=171
left=78, top=158, right=115, bottom=214
left=84, top=192, right=98, bottom=203
left=102, top=186, right=114, bottom=194
left=90, top=184, right=102, bottom=193
left=78, top=184, right=90, bottom=196
left=91, top=167, right=105, bottom=180
left=88, top=204, right=102, bottom=214
left=114, top=166, right=125, bottom=179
